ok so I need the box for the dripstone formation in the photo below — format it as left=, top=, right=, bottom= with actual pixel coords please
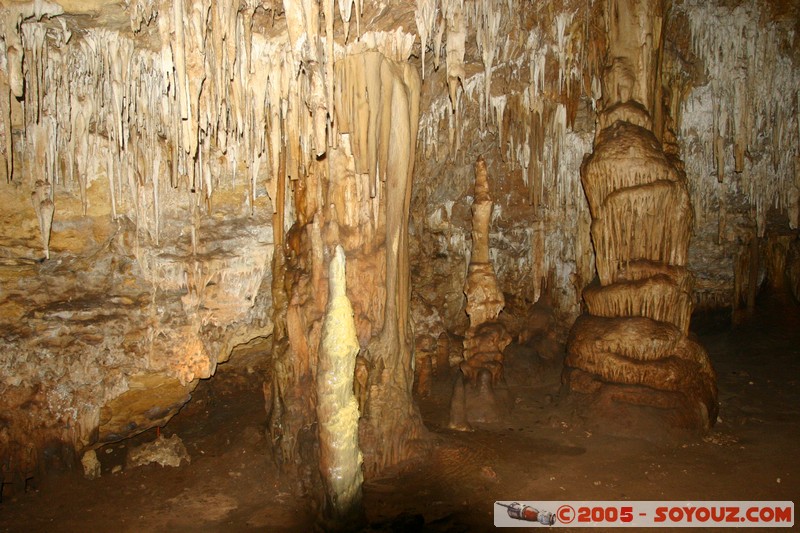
left=563, top=0, right=718, bottom=436
left=449, top=157, right=511, bottom=429
left=3, top=0, right=798, bottom=514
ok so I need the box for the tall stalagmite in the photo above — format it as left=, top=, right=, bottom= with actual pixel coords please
left=564, top=0, right=718, bottom=435
left=6, top=0, right=792, bottom=503
left=449, top=157, right=511, bottom=428
left=317, top=245, right=363, bottom=521
left=461, top=157, right=510, bottom=385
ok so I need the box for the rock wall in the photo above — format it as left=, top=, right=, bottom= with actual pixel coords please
left=673, top=0, right=800, bottom=310
left=410, top=0, right=597, bottom=347
left=0, top=0, right=280, bottom=478
left=0, top=151, right=274, bottom=477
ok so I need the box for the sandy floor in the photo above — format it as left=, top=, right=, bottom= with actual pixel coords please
left=1, top=293, right=797, bottom=532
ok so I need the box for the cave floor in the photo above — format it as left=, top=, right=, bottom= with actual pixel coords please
left=1, top=295, right=798, bottom=532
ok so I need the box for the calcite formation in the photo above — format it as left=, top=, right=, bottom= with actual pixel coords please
left=674, top=1, right=800, bottom=310
left=412, top=333, right=436, bottom=398
left=267, top=41, right=426, bottom=488
left=564, top=0, right=718, bottom=436
left=410, top=1, right=599, bottom=341
left=316, top=246, right=363, bottom=520
left=0, top=0, right=428, bottom=494
left=30, top=179, right=54, bottom=259
left=0, top=195, right=274, bottom=480
left=126, top=434, right=191, bottom=468
left=462, top=157, right=509, bottom=373
left=449, top=157, right=511, bottom=428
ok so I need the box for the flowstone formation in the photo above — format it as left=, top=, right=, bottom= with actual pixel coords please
left=316, top=245, right=363, bottom=523
left=563, top=0, right=718, bottom=437
left=449, top=157, right=511, bottom=429
left=1, top=0, right=795, bottom=508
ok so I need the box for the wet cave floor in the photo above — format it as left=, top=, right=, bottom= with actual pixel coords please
left=1, top=293, right=798, bottom=532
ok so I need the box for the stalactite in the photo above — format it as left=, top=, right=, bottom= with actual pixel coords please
left=4, top=1, right=334, bottom=249
left=1, top=2, right=63, bottom=101
left=444, top=0, right=466, bottom=112
left=679, top=0, right=800, bottom=235
left=337, top=0, right=352, bottom=42
left=414, top=0, right=436, bottom=79
left=554, top=11, right=572, bottom=93
left=476, top=0, right=501, bottom=122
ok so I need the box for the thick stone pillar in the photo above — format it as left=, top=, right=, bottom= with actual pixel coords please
left=564, top=0, right=718, bottom=436
left=268, top=51, right=425, bottom=493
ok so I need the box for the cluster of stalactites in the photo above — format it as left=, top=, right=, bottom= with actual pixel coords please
left=0, top=0, right=423, bottom=253
left=414, top=4, right=596, bottom=314
left=679, top=0, right=800, bottom=235
left=416, top=1, right=589, bottom=169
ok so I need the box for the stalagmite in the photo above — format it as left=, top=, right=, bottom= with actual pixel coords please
left=450, top=157, right=511, bottom=427
left=4, top=0, right=795, bottom=520
left=564, top=0, right=717, bottom=437
left=317, top=245, right=363, bottom=521
left=31, top=179, right=54, bottom=259
left=447, top=373, right=472, bottom=432
left=463, top=158, right=505, bottom=323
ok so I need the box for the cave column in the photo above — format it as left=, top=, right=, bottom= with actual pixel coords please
left=268, top=50, right=425, bottom=498
left=563, top=0, right=718, bottom=435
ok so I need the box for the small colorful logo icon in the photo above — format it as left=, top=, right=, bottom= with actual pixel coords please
left=496, top=502, right=556, bottom=525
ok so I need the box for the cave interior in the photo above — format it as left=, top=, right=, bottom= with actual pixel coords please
left=0, top=0, right=798, bottom=530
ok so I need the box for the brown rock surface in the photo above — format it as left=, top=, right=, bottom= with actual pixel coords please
left=564, top=0, right=717, bottom=437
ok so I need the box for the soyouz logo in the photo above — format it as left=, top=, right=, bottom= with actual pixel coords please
left=494, top=501, right=794, bottom=527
